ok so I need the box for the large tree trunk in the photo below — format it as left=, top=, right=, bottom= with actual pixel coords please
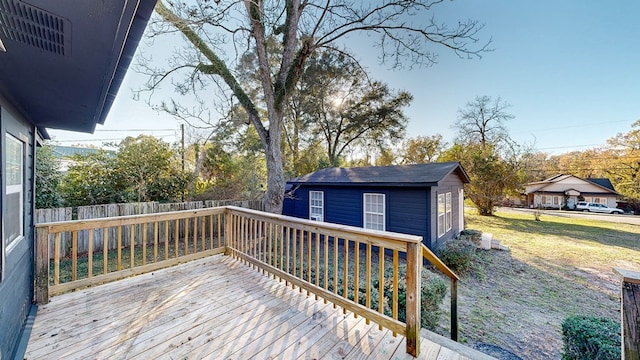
left=263, top=109, right=285, bottom=214
left=264, top=141, right=285, bottom=214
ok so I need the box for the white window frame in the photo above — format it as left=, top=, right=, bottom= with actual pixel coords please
left=309, top=190, right=324, bottom=221
left=363, top=193, right=385, bottom=231
left=445, top=192, right=452, bottom=232
left=5, top=134, right=24, bottom=252
left=438, top=192, right=452, bottom=237
left=437, top=193, right=445, bottom=237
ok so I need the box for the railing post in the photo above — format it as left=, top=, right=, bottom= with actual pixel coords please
left=224, top=209, right=231, bottom=255
left=615, top=268, right=640, bottom=360
left=35, top=226, right=49, bottom=304
left=451, top=278, right=458, bottom=341
left=406, top=242, right=421, bottom=357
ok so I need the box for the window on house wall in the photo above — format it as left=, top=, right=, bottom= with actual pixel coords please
left=591, top=197, right=606, bottom=205
left=5, top=134, right=24, bottom=250
left=363, top=193, right=385, bottom=231
left=445, top=192, right=452, bottom=232
left=309, top=191, right=324, bottom=221
left=437, top=193, right=445, bottom=237
left=437, top=191, right=453, bottom=236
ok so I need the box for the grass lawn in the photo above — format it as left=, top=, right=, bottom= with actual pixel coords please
left=442, top=209, right=640, bottom=359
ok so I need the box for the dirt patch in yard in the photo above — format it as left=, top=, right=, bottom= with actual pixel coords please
left=434, top=211, right=640, bottom=359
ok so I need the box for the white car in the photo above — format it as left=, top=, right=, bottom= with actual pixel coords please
left=575, top=202, right=623, bottom=214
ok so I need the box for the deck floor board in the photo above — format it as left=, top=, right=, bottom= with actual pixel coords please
left=25, top=255, right=493, bottom=360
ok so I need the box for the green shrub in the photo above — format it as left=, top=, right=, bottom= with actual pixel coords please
left=561, top=315, right=620, bottom=360
left=459, top=229, right=482, bottom=246
left=438, top=239, right=477, bottom=273
left=379, top=267, right=447, bottom=330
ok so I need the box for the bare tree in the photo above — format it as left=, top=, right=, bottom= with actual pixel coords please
left=143, top=0, right=490, bottom=214
left=455, top=95, right=513, bottom=148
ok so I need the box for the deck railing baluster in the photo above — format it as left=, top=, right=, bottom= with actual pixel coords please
left=54, top=232, right=61, bottom=285
left=71, top=231, right=77, bottom=281
left=103, top=228, right=108, bottom=274
left=88, top=230, right=93, bottom=278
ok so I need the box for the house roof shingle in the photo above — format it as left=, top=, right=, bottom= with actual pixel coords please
left=586, top=178, right=616, bottom=192
left=288, top=162, right=470, bottom=187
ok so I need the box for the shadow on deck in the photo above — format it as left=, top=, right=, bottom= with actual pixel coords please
left=25, top=255, right=493, bottom=359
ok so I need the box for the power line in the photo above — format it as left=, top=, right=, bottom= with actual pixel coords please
left=94, top=129, right=175, bottom=132
left=55, top=134, right=177, bottom=142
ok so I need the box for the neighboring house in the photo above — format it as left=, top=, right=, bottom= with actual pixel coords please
left=283, top=162, right=470, bottom=250
left=524, top=174, right=620, bottom=209
left=52, top=145, right=115, bottom=172
left=0, top=1, right=155, bottom=358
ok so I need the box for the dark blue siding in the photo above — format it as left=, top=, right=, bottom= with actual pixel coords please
left=325, top=188, right=362, bottom=226
left=387, top=188, right=429, bottom=247
left=1, top=102, right=36, bottom=359
left=283, top=186, right=435, bottom=248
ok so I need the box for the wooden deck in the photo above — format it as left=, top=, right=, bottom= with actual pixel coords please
left=24, top=255, right=493, bottom=359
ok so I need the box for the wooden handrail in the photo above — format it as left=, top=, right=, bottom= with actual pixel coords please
left=422, top=244, right=460, bottom=341
left=614, top=268, right=640, bottom=359
left=421, top=244, right=459, bottom=281
left=225, top=206, right=422, bottom=250
left=421, top=243, right=459, bottom=341
left=38, top=207, right=226, bottom=233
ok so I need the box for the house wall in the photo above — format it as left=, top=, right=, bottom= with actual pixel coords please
left=430, top=172, right=465, bottom=250
left=531, top=193, right=618, bottom=209
left=0, top=100, right=36, bottom=360
left=284, top=186, right=431, bottom=246
left=284, top=184, right=462, bottom=250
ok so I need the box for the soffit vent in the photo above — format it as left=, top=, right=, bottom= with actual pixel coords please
left=0, top=0, right=70, bottom=56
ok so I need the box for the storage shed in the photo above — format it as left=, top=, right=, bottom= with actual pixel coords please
left=283, top=162, right=470, bottom=250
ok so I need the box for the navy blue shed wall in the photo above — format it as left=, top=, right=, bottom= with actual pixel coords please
left=283, top=186, right=434, bottom=249
left=0, top=100, right=36, bottom=360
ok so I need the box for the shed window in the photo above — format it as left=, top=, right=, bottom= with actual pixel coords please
left=446, top=192, right=452, bottom=232
left=363, top=193, right=385, bottom=231
left=5, top=134, right=24, bottom=250
left=309, top=191, right=324, bottom=221
left=438, top=192, right=452, bottom=237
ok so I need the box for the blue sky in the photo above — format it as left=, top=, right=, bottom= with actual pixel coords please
left=50, top=0, right=640, bottom=155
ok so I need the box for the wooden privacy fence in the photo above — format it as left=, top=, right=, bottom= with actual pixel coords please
left=36, top=199, right=263, bottom=259
left=224, top=206, right=460, bottom=357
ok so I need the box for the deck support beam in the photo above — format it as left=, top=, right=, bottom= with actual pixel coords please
left=615, top=268, right=640, bottom=360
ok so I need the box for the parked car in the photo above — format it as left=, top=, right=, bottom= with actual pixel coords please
left=575, top=201, right=624, bottom=214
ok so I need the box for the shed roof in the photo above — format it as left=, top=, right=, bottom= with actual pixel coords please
left=288, top=162, right=470, bottom=187
left=0, top=0, right=156, bottom=134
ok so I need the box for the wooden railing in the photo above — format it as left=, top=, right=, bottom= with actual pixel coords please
left=35, top=208, right=226, bottom=303
left=224, top=206, right=460, bottom=357
left=615, top=268, right=640, bottom=359
left=35, top=205, right=460, bottom=358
